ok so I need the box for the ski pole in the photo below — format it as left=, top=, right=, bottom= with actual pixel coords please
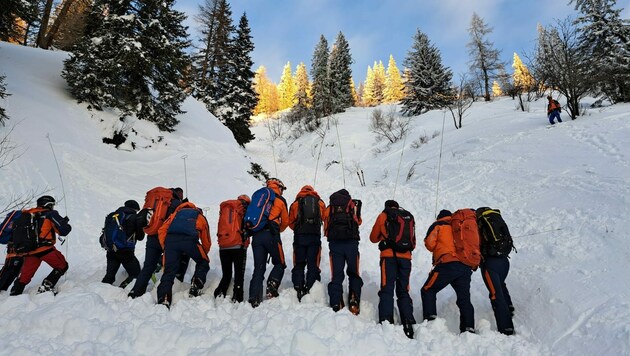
left=333, top=114, right=346, bottom=188
left=393, top=125, right=409, bottom=199
left=46, top=133, right=69, bottom=276
left=433, top=111, right=446, bottom=217
left=181, top=154, right=188, bottom=198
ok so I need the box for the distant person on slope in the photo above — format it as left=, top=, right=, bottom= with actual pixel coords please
left=421, top=209, right=476, bottom=333
left=369, top=200, right=417, bottom=339
left=476, top=207, right=516, bottom=335
left=288, top=185, right=327, bottom=301
left=547, top=95, right=563, bottom=125
left=156, top=201, right=211, bottom=308
left=128, top=187, right=189, bottom=299
left=324, top=189, right=363, bottom=315
left=99, top=200, right=144, bottom=288
left=246, top=178, right=289, bottom=308
left=214, top=194, right=251, bottom=303
left=10, top=196, right=72, bottom=295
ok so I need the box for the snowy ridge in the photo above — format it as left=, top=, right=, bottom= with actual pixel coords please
left=1, top=42, right=630, bottom=355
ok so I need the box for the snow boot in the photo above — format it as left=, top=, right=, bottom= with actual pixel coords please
left=232, top=285, right=244, bottom=303
left=403, top=323, right=415, bottom=339
left=189, top=277, right=204, bottom=297
left=266, top=279, right=279, bottom=299
left=10, top=281, right=25, bottom=296
left=119, top=276, right=135, bottom=289
left=249, top=297, right=261, bottom=308
left=295, top=285, right=307, bottom=302
left=37, top=280, right=57, bottom=295
left=348, top=293, right=360, bottom=315
left=331, top=300, right=345, bottom=312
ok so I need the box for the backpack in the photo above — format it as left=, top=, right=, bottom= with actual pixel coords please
left=450, top=209, right=481, bottom=270
left=0, top=210, right=22, bottom=244
left=295, top=195, right=322, bottom=235
left=167, top=208, right=201, bottom=237
left=100, top=208, right=135, bottom=251
left=327, top=190, right=360, bottom=240
left=384, top=207, right=416, bottom=253
left=244, top=187, right=275, bottom=232
left=554, top=100, right=561, bottom=112
left=476, top=207, right=515, bottom=257
left=217, top=199, right=248, bottom=248
left=12, top=211, right=43, bottom=254
left=143, top=187, right=177, bottom=235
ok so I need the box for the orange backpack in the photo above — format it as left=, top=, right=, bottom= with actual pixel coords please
left=450, top=209, right=481, bottom=270
left=143, top=187, right=175, bottom=235
left=217, top=199, right=248, bottom=248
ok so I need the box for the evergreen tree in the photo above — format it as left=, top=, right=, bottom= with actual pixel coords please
left=492, top=80, right=502, bottom=97
left=512, top=53, right=535, bottom=92
left=384, top=55, right=405, bottom=103
left=290, top=62, right=312, bottom=120
left=350, top=77, right=359, bottom=106
left=310, top=35, right=330, bottom=118
left=467, top=12, right=504, bottom=101
left=221, top=12, right=256, bottom=146
left=572, top=0, right=630, bottom=102
left=52, top=0, right=92, bottom=51
left=328, top=31, right=354, bottom=113
left=401, top=29, right=453, bottom=116
left=0, top=74, right=9, bottom=126
left=193, top=0, right=235, bottom=113
left=278, top=62, right=297, bottom=110
left=253, top=66, right=278, bottom=115
left=62, top=0, right=190, bottom=132
left=363, top=65, right=376, bottom=106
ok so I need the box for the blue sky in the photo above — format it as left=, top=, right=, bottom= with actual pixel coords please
left=175, top=0, right=630, bottom=84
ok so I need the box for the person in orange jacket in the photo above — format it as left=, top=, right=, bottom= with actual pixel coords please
left=156, top=201, right=211, bottom=308
left=369, top=200, right=416, bottom=339
left=248, top=178, right=289, bottom=307
left=10, top=195, right=72, bottom=295
left=547, top=95, right=563, bottom=125
left=421, top=209, right=475, bottom=333
left=288, top=185, right=327, bottom=301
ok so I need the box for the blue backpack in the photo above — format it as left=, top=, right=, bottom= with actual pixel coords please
left=167, top=208, right=200, bottom=237
left=244, top=187, right=276, bottom=232
left=100, top=208, right=135, bottom=251
left=0, top=210, right=22, bottom=244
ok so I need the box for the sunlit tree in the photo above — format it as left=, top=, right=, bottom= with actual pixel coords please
left=492, top=81, right=502, bottom=97
left=254, top=66, right=279, bottom=115
left=384, top=55, right=405, bottom=103
left=278, top=62, right=296, bottom=110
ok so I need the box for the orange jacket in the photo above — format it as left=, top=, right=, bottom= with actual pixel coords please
left=547, top=99, right=561, bottom=114
left=267, top=185, right=289, bottom=233
left=158, top=202, right=211, bottom=258
left=424, top=215, right=458, bottom=266
left=26, top=207, right=72, bottom=256
left=369, top=212, right=412, bottom=259
left=288, top=185, right=327, bottom=231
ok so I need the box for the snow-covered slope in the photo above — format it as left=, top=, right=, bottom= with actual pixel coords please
left=1, top=42, right=630, bottom=355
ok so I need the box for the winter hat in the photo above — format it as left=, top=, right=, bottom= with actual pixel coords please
left=436, top=209, right=452, bottom=219
left=384, top=200, right=399, bottom=209
left=172, top=187, right=184, bottom=200
left=124, top=200, right=140, bottom=211
left=237, top=194, right=251, bottom=204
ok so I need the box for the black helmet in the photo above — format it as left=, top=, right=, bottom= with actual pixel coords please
left=124, top=200, right=140, bottom=211
left=37, top=195, right=56, bottom=209
left=384, top=200, right=399, bottom=209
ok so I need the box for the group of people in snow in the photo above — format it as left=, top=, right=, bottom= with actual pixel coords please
left=0, top=179, right=516, bottom=338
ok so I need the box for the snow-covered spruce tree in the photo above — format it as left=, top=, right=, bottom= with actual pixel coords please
left=329, top=31, right=354, bottom=113
left=572, top=0, right=630, bottom=103
left=0, top=74, right=9, bottom=125
left=467, top=12, right=504, bottom=102
left=192, top=0, right=234, bottom=115
left=401, top=29, right=453, bottom=116
left=310, top=35, right=331, bottom=119
left=288, top=62, right=312, bottom=123
left=62, top=0, right=190, bottom=132
left=278, top=62, right=296, bottom=110
left=220, top=12, right=256, bottom=147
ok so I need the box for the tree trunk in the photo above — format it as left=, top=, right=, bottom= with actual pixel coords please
left=36, top=0, right=55, bottom=48
left=42, top=0, right=77, bottom=49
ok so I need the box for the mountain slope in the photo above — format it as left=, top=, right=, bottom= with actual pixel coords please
left=1, top=42, right=630, bottom=355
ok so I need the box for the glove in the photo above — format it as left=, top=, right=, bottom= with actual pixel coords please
left=62, top=216, right=70, bottom=223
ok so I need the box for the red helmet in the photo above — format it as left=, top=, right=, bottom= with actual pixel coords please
left=238, top=194, right=251, bottom=204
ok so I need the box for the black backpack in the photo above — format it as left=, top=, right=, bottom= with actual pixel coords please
left=383, top=207, right=416, bottom=253
left=327, top=190, right=360, bottom=240
left=295, top=195, right=321, bottom=234
left=476, top=207, right=515, bottom=257
left=12, top=211, right=43, bottom=254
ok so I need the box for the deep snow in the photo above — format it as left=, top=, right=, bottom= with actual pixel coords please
left=1, top=42, right=629, bottom=355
